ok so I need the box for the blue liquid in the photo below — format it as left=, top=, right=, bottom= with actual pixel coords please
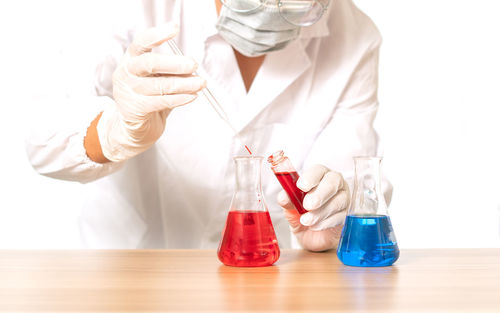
left=337, top=215, right=399, bottom=267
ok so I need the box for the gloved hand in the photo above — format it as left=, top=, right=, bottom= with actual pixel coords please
left=97, top=23, right=206, bottom=162
left=278, top=164, right=350, bottom=252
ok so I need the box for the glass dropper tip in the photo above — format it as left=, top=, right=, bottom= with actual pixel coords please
left=244, top=145, right=253, bottom=155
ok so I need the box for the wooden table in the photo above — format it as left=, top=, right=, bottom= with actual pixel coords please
left=0, top=249, right=499, bottom=312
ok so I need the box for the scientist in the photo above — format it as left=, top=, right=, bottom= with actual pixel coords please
left=27, top=0, right=388, bottom=250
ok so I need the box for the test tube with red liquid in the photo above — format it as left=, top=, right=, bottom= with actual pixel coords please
left=267, top=150, right=308, bottom=215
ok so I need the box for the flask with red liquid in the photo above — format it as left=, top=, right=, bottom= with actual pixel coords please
left=267, top=150, right=308, bottom=215
left=218, top=156, right=280, bottom=267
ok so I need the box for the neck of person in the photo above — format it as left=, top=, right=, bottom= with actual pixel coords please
left=214, top=0, right=265, bottom=92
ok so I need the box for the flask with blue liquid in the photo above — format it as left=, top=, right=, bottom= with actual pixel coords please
left=337, top=157, right=399, bottom=267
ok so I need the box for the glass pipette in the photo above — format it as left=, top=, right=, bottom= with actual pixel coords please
left=166, top=40, right=253, bottom=155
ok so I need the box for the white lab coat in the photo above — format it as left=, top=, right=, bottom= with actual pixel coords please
left=26, top=0, right=387, bottom=248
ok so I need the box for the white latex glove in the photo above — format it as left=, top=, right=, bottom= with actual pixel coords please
left=97, top=23, right=206, bottom=162
left=278, top=164, right=350, bottom=252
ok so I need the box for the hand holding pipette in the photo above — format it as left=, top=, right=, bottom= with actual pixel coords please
left=96, top=23, right=206, bottom=162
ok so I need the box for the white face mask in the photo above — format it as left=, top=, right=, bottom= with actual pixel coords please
left=215, top=3, right=302, bottom=57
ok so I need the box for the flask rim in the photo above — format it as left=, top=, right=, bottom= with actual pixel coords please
left=353, top=156, right=383, bottom=161
left=233, top=155, right=264, bottom=161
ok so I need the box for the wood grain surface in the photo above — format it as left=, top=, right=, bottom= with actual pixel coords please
left=0, top=249, right=499, bottom=312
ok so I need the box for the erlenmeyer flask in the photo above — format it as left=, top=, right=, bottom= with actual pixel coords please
left=218, top=156, right=280, bottom=267
left=337, top=157, right=399, bottom=267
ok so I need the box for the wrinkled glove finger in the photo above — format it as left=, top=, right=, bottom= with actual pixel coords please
left=302, top=171, right=344, bottom=211
left=277, top=190, right=294, bottom=210
left=278, top=191, right=305, bottom=233
left=131, top=75, right=206, bottom=96
left=127, top=22, right=179, bottom=57
left=296, top=164, right=329, bottom=192
left=128, top=54, right=198, bottom=76
left=283, top=207, right=304, bottom=234
left=309, top=210, right=347, bottom=232
left=298, top=225, right=343, bottom=252
left=133, top=93, right=198, bottom=115
left=300, top=189, right=349, bottom=226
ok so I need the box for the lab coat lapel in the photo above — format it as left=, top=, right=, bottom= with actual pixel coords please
left=234, top=39, right=311, bottom=133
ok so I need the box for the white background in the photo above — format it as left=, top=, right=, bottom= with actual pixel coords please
left=0, top=0, right=499, bottom=248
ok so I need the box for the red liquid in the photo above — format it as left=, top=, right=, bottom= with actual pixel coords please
left=218, top=211, right=280, bottom=267
left=275, top=172, right=308, bottom=215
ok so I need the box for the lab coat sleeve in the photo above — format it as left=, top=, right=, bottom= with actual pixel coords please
left=303, top=38, right=393, bottom=205
left=25, top=95, right=126, bottom=184
left=25, top=25, right=132, bottom=183
left=25, top=0, right=177, bottom=184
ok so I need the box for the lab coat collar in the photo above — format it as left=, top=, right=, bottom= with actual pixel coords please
left=226, top=6, right=333, bottom=133
left=234, top=38, right=312, bottom=133
left=192, top=0, right=328, bottom=133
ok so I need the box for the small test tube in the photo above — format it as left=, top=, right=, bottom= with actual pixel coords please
left=267, top=150, right=308, bottom=215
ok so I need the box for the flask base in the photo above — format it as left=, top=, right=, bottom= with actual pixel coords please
left=218, top=211, right=280, bottom=267
left=337, top=215, right=399, bottom=267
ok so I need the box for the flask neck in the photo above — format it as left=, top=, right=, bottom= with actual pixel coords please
left=349, top=157, right=388, bottom=216
left=232, top=156, right=267, bottom=212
